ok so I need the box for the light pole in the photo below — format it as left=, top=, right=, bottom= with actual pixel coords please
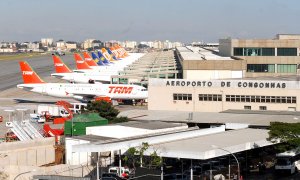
left=211, top=145, right=240, bottom=180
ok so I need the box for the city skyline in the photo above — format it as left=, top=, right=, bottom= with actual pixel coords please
left=0, top=0, right=299, bottom=43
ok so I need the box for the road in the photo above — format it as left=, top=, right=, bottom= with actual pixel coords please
left=0, top=54, right=76, bottom=91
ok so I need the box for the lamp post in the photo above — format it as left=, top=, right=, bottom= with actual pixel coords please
left=211, top=145, right=240, bottom=180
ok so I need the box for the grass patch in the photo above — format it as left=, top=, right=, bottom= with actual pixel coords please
left=0, top=53, right=48, bottom=61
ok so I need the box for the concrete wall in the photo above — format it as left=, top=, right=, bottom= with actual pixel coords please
left=0, top=137, right=55, bottom=167
left=219, top=39, right=232, bottom=56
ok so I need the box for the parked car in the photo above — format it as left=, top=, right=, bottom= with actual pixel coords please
left=101, top=173, right=123, bottom=180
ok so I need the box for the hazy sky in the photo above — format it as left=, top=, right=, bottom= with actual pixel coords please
left=0, top=0, right=299, bottom=43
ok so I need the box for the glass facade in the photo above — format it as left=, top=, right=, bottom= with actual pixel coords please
left=233, top=47, right=298, bottom=56
left=247, top=64, right=275, bottom=72
left=233, top=48, right=275, bottom=56
left=277, top=48, right=297, bottom=56
left=277, top=64, right=297, bottom=73
left=262, top=48, right=275, bottom=56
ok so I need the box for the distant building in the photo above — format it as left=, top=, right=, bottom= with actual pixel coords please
left=0, top=42, right=15, bottom=53
left=56, top=40, right=66, bottom=50
left=104, top=40, right=120, bottom=48
left=28, top=42, right=40, bottom=50
left=82, top=39, right=95, bottom=50
left=41, top=38, right=53, bottom=47
left=66, top=41, right=77, bottom=50
left=124, top=41, right=137, bottom=49
left=153, top=40, right=163, bottom=49
left=172, top=42, right=183, bottom=48
left=163, top=40, right=173, bottom=49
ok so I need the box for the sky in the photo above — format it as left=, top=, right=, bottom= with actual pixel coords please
left=0, top=0, right=299, bottom=43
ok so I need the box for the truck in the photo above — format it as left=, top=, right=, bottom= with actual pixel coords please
left=37, top=104, right=69, bottom=120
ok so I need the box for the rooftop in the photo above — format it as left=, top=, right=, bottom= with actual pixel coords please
left=118, top=109, right=300, bottom=126
left=177, top=46, right=235, bottom=61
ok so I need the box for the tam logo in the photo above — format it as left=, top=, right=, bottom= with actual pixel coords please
left=55, top=63, right=63, bottom=67
left=77, top=60, right=84, bottom=63
left=85, top=58, right=92, bottom=61
left=108, top=86, right=133, bottom=94
left=22, top=71, right=33, bottom=75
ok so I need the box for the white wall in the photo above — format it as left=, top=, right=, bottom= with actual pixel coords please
left=65, top=138, right=91, bottom=165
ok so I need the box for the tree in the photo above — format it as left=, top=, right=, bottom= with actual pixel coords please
left=149, top=150, right=162, bottom=168
left=123, top=142, right=149, bottom=169
left=123, top=142, right=162, bottom=170
left=86, top=100, right=119, bottom=121
left=123, top=147, right=139, bottom=169
left=85, top=100, right=128, bottom=123
left=267, top=122, right=300, bottom=151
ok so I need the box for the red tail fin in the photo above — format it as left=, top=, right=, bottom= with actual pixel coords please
left=52, top=55, right=72, bottom=73
left=83, top=52, right=98, bottom=66
left=19, top=61, right=45, bottom=84
left=74, top=53, right=91, bottom=69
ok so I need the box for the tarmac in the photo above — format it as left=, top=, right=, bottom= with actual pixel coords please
left=0, top=54, right=80, bottom=139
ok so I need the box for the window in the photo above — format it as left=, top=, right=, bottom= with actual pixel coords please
left=225, top=95, right=296, bottom=104
left=199, top=94, right=222, bottom=101
left=277, top=64, right=297, bottom=73
left=173, top=93, right=192, bottom=101
left=244, top=48, right=261, bottom=56
left=244, top=106, right=251, bottom=110
left=277, top=48, right=297, bottom=56
left=262, top=48, right=275, bottom=56
left=233, top=47, right=275, bottom=56
left=259, top=106, right=267, bottom=110
left=233, top=48, right=243, bottom=56
left=247, top=64, right=275, bottom=72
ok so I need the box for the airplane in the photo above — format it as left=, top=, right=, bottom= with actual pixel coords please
left=101, top=48, right=115, bottom=62
left=74, top=53, right=119, bottom=73
left=74, top=53, right=126, bottom=74
left=17, top=61, right=148, bottom=101
left=114, top=44, right=129, bottom=58
left=83, top=51, right=100, bottom=67
left=50, top=55, right=111, bottom=84
left=91, top=52, right=106, bottom=66
left=106, top=48, right=121, bottom=60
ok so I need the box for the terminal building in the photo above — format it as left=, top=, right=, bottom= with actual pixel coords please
left=111, top=51, right=181, bottom=86
left=219, top=34, right=300, bottom=77
left=149, top=34, right=300, bottom=112
left=148, top=78, right=300, bottom=112
left=176, top=46, right=245, bottom=80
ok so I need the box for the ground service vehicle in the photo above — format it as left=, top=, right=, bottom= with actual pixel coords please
left=275, top=149, right=300, bottom=174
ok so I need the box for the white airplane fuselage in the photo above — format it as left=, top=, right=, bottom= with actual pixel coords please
left=51, top=72, right=111, bottom=84
left=17, top=83, right=148, bottom=100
